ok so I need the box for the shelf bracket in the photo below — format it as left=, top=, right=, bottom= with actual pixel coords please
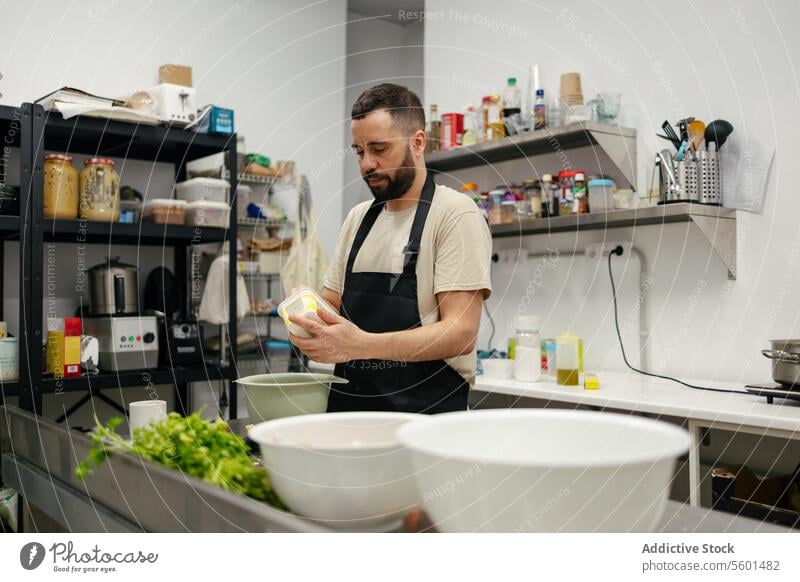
left=691, top=214, right=737, bottom=280
left=589, top=129, right=637, bottom=191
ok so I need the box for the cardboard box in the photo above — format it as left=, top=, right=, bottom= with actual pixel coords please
left=158, top=64, right=192, bottom=87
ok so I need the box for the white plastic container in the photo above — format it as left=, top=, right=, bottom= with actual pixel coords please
left=480, top=358, right=513, bottom=380
left=175, top=177, right=230, bottom=203
left=185, top=200, right=230, bottom=227
left=278, top=287, right=337, bottom=338
left=141, top=198, right=187, bottom=225
left=513, top=314, right=541, bottom=382
left=587, top=178, right=616, bottom=212
left=258, top=249, right=289, bottom=274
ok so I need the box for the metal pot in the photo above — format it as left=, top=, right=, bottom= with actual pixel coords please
left=761, top=339, right=800, bottom=388
left=88, top=258, right=139, bottom=315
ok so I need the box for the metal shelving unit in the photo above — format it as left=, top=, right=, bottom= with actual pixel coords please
left=12, top=103, right=240, bottom=419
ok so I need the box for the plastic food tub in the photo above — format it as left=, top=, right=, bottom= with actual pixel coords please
left=185, top=200, right=230, bottom=227
left=142, top=199, right=186, bottom=225
left=175, top=177, right=230, bottom=203
left=277, top=287, right=337, bottom=338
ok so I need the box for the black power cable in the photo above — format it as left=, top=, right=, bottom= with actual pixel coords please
left=607, top=246, right=742, bottom=395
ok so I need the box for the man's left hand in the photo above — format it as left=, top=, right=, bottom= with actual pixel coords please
left=288, top=308, right=371, bottom=364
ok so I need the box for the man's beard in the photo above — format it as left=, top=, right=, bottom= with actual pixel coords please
left=363, top=149, right=416, bottom=203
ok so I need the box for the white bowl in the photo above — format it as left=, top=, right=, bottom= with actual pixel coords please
left=396, top=409, right=690, bottom=532
left=249, top=412, right=420, bottom=530
left=481, top=358, right=513, bottom=379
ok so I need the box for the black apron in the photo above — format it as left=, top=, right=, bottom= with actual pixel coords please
left=328, top=172, right=469, bottom=414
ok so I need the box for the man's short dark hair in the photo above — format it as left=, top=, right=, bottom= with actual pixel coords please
left=351, top=83, right=425, bottom=134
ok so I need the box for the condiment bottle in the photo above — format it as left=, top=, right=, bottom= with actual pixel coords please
left=513, top=315, right=541, bottom=382
left=556, top=331, right=580, bottom=386
left=425, top=104, right=440, bottom=153
left=574, top=172, right=589, bottom=214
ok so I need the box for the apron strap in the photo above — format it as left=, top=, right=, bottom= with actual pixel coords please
left=402, top=172, right=436, bottom=276
left=344, top=171, right=438, bottom=278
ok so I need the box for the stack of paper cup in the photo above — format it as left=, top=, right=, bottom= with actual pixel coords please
left=560, top=72, right=584, bottom=106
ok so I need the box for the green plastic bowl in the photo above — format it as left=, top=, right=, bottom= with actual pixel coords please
left=235, top=373, right=346, bottom=421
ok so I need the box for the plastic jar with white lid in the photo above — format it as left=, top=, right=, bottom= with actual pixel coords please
left=513, top=314, right=541, bottom=382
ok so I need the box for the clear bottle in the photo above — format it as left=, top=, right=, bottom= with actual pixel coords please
left=513, top=315, right=542, bottom=382
left=462, top=104, right=479, bottom=146
left=541, top=173, right=555, bottom=217
left=533, top=89, right=547, bottom=131
left=556, top=331, right=580, bottom=386
left=425, top=104, right=440, bottom=153
left=502, top=77, right=522, bottom=117
left=482, top=95, right=504, bottom=141
left=574, top=172, right=588, bottom=214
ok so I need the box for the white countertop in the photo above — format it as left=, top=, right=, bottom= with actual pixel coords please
left=474, top=370, right=800, bottom=433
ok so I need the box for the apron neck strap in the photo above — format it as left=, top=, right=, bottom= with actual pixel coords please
left=401, top=171, right=436, bottom=275
left=345, top=171, right=437, bottom=276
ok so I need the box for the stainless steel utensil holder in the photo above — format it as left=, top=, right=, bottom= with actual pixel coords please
left=698, top=149, right=721, bottom=205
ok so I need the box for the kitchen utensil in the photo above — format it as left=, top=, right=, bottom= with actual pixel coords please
left=396, top=409, right=691, bottom=532
left=661, top=120, right=680, bottom=146
left=656, top=133, right=681, bottom=149
left=762, top=339, right=800, bottom=387
left=704, top=119, right=734, bottom=149
left=235, top=373, right=346, bottom=421
left=128, top=400, right=167, bottom=433
left=249, top=412, right=419, bottom=530
left=82, top=316, right=159, bottom=372
left=675, top=139, right=689, bottom=162
left=480, top=358, right=513, bottom=379
left=689, top=119, right=705, bottom=152
left=88, top=258, right=140, bottom=316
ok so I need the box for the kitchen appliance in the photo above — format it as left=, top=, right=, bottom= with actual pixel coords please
left=82, top=316, right=158, bottom=372
left=744, top=339, right=800, bottom=403
left=143, top=267, right=204, bottom=366
left=148, top=83, right=197, bottom=125
left=88, top=258, right=139, bottom=316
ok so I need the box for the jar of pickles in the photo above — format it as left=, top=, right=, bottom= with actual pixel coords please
left=79, top=158, right=120, bottom=222
left=43, top=154, right=78, bottom=219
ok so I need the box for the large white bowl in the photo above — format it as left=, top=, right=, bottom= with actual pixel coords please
left=396, top=409, right=691, bottom=532
left=249, top=412, right=419, bottom=530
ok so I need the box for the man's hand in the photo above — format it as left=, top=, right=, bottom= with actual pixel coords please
left=288, top=308, right=370, bottom=364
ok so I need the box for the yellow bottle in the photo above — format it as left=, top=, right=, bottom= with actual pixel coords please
left=556, top=331, right=580, bottom=386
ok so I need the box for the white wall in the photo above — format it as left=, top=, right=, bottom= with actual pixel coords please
left=423, top=0, right=797, bottom=384
left=0, top=0, right=348, bottom=419
left=342, top=11, right=424, bottom=212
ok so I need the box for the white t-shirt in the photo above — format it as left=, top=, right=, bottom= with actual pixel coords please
left=323, top=183, right=493, bottom=385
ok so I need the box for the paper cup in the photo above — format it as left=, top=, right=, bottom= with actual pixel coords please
left=129, top=400, right=167, bottom=433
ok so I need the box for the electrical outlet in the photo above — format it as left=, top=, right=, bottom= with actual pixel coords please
left=584, top=241, right=631, bottom=259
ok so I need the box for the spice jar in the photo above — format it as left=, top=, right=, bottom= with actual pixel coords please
left=43, top=154, right=78, bottom=219
left=500, top=200, right=516, bottom=224
left=79, top=158, right=120, bottom=222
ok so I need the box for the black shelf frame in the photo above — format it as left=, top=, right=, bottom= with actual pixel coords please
left=12, top=103, right=240, bottom=419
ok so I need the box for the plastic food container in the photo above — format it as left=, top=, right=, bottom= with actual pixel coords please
left=587, top=178, right=616, bottom=213
left=175, top=177, right=230, bottom=203
left=0, top=337, right=19, bottom=381
left=142, top=198, right=187, bottom=225
left=258, top=249, right=289, bottom=274
left=235, top=183, right=252, bottom=219
left=480, top=358, right=513, bottom=379
left=185, top=200, right=230, bottom=227
left=278, top=287, right=337, bottom=338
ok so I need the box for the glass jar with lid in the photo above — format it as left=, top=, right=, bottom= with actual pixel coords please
left=79, top=158, right=120, bottom=222
left=43, top=154, right=78, bottom=219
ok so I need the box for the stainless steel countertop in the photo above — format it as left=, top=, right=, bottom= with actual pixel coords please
left=1, top=407, right=793, bottom=533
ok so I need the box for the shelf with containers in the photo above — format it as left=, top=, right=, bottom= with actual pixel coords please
left=0, top=104, right=33, bottom=400
left=428, top=122, right=738, bottom=279
left=15, top=103, right=241, bottom=419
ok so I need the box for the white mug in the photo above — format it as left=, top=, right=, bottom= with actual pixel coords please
left=128, top=400, right=167, bottom=433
